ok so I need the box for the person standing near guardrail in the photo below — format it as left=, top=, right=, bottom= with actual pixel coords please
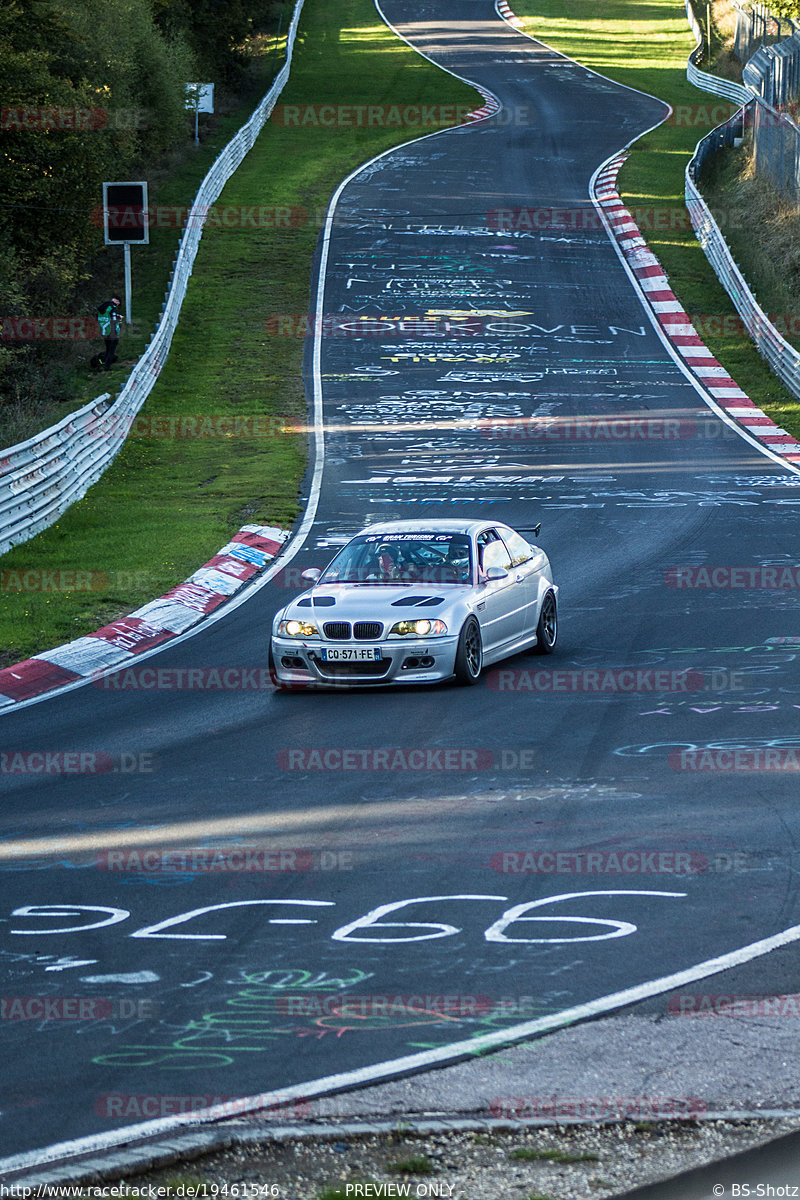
left=92, top=297, right=122, bottom=371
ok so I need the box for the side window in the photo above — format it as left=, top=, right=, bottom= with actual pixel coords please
left=500, top=528, right=533, bottom=567
left=478, top=530, right=512, bottom=573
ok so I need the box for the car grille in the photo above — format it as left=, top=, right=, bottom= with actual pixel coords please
left=323, top=622, right=351, bottom=640
left=315, top=658, right=391, bottom=679
left=322, top=621, right=384, bottom=641
left=354, top=621, right=383, bottom=640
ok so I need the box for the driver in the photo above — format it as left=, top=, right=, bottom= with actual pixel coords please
left=443, top=540, right=469, bottom=582
left=376, top=544, right=400, bottom=579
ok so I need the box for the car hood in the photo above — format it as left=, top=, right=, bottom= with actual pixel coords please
left=281, top=584, right=464, bottom=622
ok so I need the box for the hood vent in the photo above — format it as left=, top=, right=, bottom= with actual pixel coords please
left=390, top=595, right=445, bottom=608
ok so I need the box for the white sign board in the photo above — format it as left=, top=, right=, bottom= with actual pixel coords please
left=185, top=84, right=214, bottom=114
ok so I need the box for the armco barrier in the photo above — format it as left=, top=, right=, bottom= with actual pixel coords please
left=686, top=103, right=800, bottom=401
left=683, top=2, right=800, bottom=402
left=687, top=0, right=800, bottom=206
left=685, top=0, right=751, bottom=104
left=0, top=395, right=113, bottom=552
left=0, top=0, right=305, bottom=559
left=595, top=152, right=800, bottom=470
left=733, top=2, right=797, bottom=68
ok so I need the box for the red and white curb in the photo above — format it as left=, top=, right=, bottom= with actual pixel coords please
left=594, top=155, right=800, bottom=467
left=467, top=85, right=502, bottom=121
left=0, top=525, right=290, bottom=708
left=496, top=0, right=524, bottom=28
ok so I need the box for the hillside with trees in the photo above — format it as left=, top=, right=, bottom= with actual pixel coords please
left=0, top=0, right=281, bottom=431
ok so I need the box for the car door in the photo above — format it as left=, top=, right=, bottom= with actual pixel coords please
left=473, top=528, right=526, bottom=651
left=498, top=525, right=548, bottom=640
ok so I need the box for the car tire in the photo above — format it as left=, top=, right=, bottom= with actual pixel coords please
left=533, top=591, right=557, bottom=655
left=454, top=617, right=483, bottom=685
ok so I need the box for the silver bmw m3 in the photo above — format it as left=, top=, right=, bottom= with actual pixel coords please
left=269, top=518, right=558, bottom=688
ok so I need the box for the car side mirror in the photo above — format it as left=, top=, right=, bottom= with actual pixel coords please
left=301, top=567, right=322, bottom=583
left=484, top=566, right=509, bottom=581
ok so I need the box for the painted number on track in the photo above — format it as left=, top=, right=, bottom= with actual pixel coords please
left=7, top=891, right=685, bottom=945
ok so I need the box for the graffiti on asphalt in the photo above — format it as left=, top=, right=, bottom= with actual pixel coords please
left=7, top=891, right=685, bottom=945
left=614, top=737, right=800, bottom=756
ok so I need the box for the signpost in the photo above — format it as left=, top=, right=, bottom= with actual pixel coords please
left=707, top=1, right=712, bottom=64
left=101, top=181, right=149, bottom=326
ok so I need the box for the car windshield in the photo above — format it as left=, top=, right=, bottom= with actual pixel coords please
left=320, top=533, right=473, bottom=585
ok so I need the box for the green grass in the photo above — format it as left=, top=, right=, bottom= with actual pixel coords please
left=699, top=137, right=800, bottom=382
left=0, top=0, right=478, bottom=664
left=387, top=1154, right=434, bottom=1174
left=512, top=0, right=800, bottom=438
left=509, top=1147, right=599, bottom=1163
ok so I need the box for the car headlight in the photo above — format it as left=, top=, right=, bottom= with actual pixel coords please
left=277, top=619, right=320, bottom=638
left=388, top=618, right=448, bottom=637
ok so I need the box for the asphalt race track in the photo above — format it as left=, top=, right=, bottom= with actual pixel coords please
left=3, top=0, right=800, bottom=1172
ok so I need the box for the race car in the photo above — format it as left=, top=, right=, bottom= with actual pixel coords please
left=269, top=518, right=557, bottom=688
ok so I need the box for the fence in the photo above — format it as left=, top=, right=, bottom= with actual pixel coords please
left=751, top=93, right=800, bottom=197
left=734, top=3, right=768, bottom=61
left=735, top=10, right=800, bottom=203
left=743, top=30, right=800, bottom=104
left=732, top=2, right=792, bottom=63
left=686, top=101, right=800, bottom=400
left=0, top=0, right=304, bottom=558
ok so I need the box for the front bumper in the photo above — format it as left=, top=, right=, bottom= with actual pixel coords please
left=270, top=634, right=460, bottom=687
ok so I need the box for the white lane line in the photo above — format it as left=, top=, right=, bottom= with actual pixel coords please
left=5, top=917, right=800, bottom=1177
left=493, top=0, right=675, bottom=109
left=589, top=154, right=800, bottom=478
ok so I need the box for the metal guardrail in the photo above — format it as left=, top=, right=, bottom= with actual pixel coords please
left=685, top=0, right=751, bottom=103
left=684, top=0, right=800, bottom=207
left=686, top=101, right=800, bottom=401
left=681, top=1, right=800, bottom=401
left=686, top=0, right=800, bottom=107
left=688, top=100, right=749, bottom=171
left=0, top=0, right=304, bottom=558
left=0, top=395, right=114, bottom=552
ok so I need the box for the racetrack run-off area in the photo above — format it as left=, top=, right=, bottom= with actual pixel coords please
left=2, top=0, right=800, bottom=1178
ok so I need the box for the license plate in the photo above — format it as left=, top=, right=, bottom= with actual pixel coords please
left=320, top=646, right=381, bottom=662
